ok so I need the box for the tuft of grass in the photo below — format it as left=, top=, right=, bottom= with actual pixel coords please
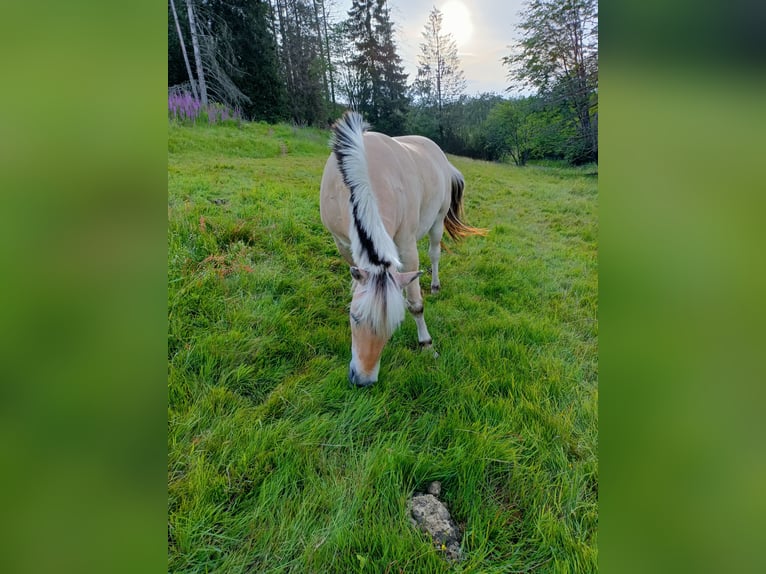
left=168, top=121, right=597, bottom=572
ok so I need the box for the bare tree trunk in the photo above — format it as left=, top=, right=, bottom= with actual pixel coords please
left=275, top=0, right=297, bottom=120
left=311, top=0, right=330, bottom=113
left=185, top=0, right=208, bottom=107
left=319, top=0, right=335, bottom=106
left=170, top=0, right=199, bottom=101
left=268, top=0, right=281, bottom=69
left=434, top=20, right=443, bottom=141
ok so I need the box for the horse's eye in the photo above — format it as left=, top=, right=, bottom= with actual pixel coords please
left=350, top=312, right=361, bottom=325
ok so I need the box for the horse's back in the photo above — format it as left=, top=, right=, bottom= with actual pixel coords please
left=320, top=131, right=454, bottom=254
left=393, top=135, right=453, bottom=171
left=391, top=135, right=455, bottom=236
left=320, top=131, right=415, bottom=239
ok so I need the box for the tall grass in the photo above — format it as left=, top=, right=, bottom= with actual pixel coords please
left=168, top=121, right=598, bottom=573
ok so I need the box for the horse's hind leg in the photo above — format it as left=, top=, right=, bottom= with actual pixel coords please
left=428, top=220, right=444, bottom=295
left=399, top=243, right=433, bottom=347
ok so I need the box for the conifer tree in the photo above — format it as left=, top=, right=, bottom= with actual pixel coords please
left=346, top=0, right=409, bottom=134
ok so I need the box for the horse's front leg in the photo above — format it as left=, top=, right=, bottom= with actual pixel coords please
left=399, top=242, right=432, bottom=348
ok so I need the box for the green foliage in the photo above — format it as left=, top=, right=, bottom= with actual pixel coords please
left=275, top=0, right=333, bottom=126
left=505, top=0, right=598, bottom=94
left=168, top=121, right=598, bottom=572
left=482, top=97, right=579, bottom=165
left=485, top=99, right=534, bottom=166
left=503, top=0, right=598, bottom=163
left=408, top=93, right=507, bottom=160
left=405, top=92, right=591, bottom=166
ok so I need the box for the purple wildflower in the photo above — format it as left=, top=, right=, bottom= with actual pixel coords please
left=168, top=88, right=243, bottom=125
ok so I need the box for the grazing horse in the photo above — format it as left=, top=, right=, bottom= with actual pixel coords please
left=320, top=111, right=485, bottom=387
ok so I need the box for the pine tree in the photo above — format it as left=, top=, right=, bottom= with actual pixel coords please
left=373, top=0, right=409, bottom=134
left=346, top=0, right=409, bottom=135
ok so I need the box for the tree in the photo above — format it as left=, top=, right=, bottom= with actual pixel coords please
left=174, top=1, right=253, bottom=111
left=207, top=0, right=284, bottom=121
left=311, top=0, right=334, bottom=108
left=503, top=0, right=598, bottom=163
left=170, top=0, right=199, bottom=101
left=194, top=3, right=252, bottom=110
left=346, top=0, right=409, bottom=135
left=413, top=7, right=466, bottom=141
left=329, top=19, right=364, bottom=111
left=446, top=92, right=506, bottom=158
left=168, top=1, right=286, bottom=120
left=271, top=0, right=330, bottom=124
left=185, top=0, right=209, bottom=106
left=485, top=99, right=534, bottom=166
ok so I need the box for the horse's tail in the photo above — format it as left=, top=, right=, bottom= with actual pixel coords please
left=331, top=111, right=400, bottom=269
left=444, top=167, right=488, bottom=241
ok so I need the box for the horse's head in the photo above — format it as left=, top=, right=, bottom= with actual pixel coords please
left=347, top=266, right=421, bottom=387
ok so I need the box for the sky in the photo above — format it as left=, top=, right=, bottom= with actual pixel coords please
left=334, top=0, right=526, bottom=96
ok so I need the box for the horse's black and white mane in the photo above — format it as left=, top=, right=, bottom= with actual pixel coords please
left=331, top=112, right=401, bottom=271
left=330, top=112, right=406, bottom=336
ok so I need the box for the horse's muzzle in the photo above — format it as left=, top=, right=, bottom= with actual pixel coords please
left=348, top=365, right=376, bottom=388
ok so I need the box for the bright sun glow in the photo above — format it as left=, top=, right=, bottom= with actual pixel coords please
left=441, top=1, right=474, bottom=48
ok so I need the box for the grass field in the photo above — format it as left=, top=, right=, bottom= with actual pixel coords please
left=168, top=120, right=598, bottom=573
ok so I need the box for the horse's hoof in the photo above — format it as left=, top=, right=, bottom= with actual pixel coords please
left=431, top=284, right=440, bottom=295
left=418, top=341, right=439, bottom=358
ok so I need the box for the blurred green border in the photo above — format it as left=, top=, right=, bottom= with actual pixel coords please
left=0, top=2, right=167, bottom=573
left=601, top=1, right=766, bottom=572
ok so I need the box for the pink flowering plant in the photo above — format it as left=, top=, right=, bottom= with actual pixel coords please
left=168, top=89, right=243, bottom=125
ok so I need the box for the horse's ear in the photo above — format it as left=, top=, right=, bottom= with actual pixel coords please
left=350, top=266, right=369, bottom=284
left=393, top=270, right=422, bottom=289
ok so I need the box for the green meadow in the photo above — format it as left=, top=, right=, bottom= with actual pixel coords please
left=168, top=121, right=598, bottom=573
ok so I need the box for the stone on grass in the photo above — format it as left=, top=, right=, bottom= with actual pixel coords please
left=408, top=481, right=462, bottom=562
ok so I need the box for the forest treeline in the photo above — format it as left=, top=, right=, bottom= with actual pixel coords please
left=168, top=0, right=597, bottom=165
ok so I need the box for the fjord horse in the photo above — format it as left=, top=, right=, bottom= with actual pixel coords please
left=320, top=111, right=485, bottom=387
